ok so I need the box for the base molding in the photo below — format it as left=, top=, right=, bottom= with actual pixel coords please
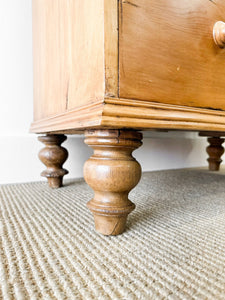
left=30, top=97, right=225, bottom=134
left=102, top=98, right=225, bottom=132
left=30, top=101, right=104, bottom=134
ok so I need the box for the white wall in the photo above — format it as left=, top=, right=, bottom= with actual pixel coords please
left=0, top=0, right=210, bottom=184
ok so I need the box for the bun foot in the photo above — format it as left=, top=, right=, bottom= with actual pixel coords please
left=84, top=129, right=142, bottom=236
left=38, top=134, right=68, bottom=188
left=199, top=132, right=225, bottom=171
left=206, top=137, right=224, bottom=171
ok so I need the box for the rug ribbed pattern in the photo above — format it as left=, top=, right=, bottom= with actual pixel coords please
left=1, top=169, right=225, bottom=299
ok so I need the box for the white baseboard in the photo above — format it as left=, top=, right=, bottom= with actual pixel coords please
left=0, top=133, right=210, bottom=184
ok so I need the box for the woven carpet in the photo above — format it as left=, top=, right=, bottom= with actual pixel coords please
left=1, top=169, right=225, bottom=299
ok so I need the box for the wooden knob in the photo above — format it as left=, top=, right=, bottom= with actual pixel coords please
left=213, top=21, right=225, bottom=48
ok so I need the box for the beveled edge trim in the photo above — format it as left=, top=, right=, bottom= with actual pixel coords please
left=105, top=97, right=225, bottom=116
left=101, top=97, right=225, bottom=131
left=30, top=101, right=104, bottom=133
left=30, top=96, right=225, bottom=134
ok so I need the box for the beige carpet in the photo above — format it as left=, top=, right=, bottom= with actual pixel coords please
left=1, top=169, right=225, bottom=299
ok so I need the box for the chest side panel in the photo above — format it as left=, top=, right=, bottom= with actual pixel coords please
left=33, top=0, right=105, bottom=121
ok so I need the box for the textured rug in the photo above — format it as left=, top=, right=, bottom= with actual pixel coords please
left=1, top=169, right=225, bottom=299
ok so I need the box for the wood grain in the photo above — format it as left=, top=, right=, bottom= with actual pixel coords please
left=30, top=101, right=104, bottom=133
left=101, top=98, right=225, bottom=131
left=31, top=1, right=225, bottom=134
left=32, top=0, right=105, bottom=120
left=119, top=0, right=225, bottom=110
left=31, top=97, right=225, bottom=133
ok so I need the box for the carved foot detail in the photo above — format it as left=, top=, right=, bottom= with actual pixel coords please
left=199, top=132, right=225, bottom=171
left=38, top=134, right=68, bottom=188
left=84, top=129, right=143, bottom=236
left=206, top=137, right=224, bottom=171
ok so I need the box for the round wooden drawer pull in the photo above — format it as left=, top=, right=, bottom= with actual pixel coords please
left=213, top=21, right=225, bottom=48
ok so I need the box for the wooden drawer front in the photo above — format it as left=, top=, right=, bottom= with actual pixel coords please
left=119, top=0, right=225, bottom=110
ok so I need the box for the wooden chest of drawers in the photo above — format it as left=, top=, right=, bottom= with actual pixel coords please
left=31, top=0, right=225, bottom=235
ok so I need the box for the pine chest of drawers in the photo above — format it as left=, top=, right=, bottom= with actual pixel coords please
left=31, top=0, right=225, bottom=235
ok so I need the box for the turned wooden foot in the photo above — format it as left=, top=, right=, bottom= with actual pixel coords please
left=206, top=137, right=224, bottom=171
left=38, top=134, right=68, bottom=188
left=84, top=129, right=143, bottom=236
left=199, top=132, right=225, bottom=171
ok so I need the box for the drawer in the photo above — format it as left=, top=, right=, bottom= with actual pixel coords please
left=119, top=0, right=225, bottom=110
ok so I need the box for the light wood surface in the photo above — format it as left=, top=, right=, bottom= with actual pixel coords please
left=30, top=97, right=225, bottom=133
left=32, top=0, right=105, bottom=120
left=101, top=98, right=225, bottom=131
left=119, top=0, right=225, bottom=110
left=38, top=135, right=68, bottom=188
left=32, top=0, right=225, bottom=133
left=84, top=129, right=142, bottom=235
left=30, top=101, right=104, bottom=133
